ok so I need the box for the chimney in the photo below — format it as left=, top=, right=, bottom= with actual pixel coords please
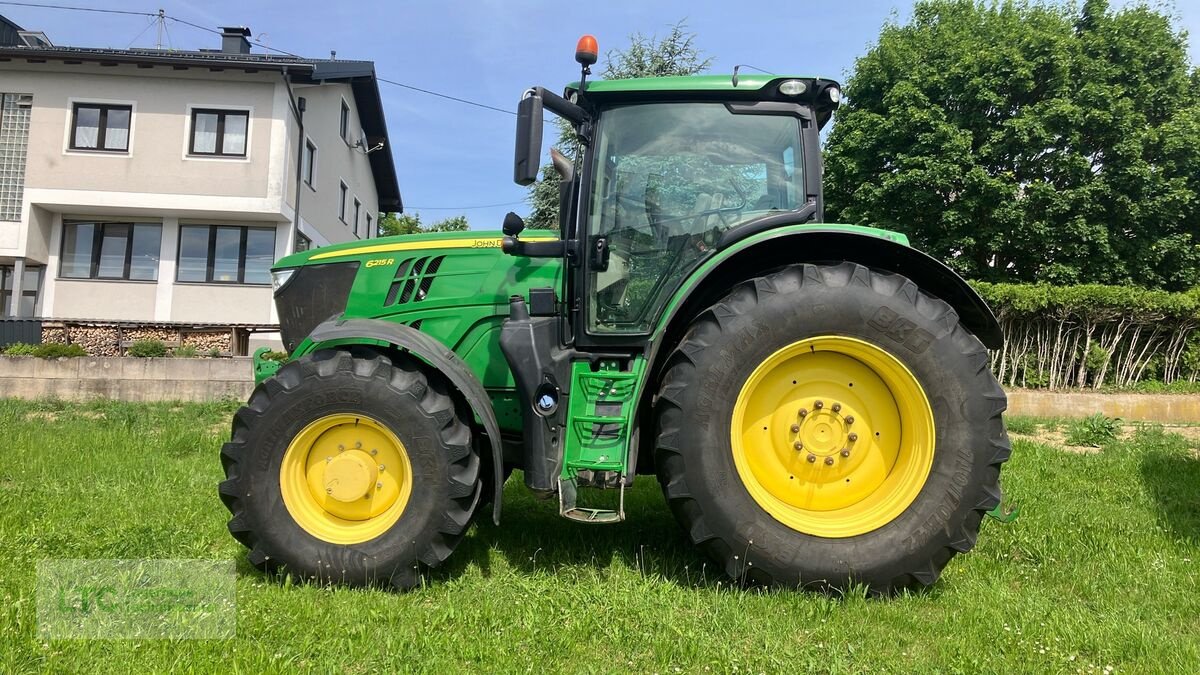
left=220, top=26, right=251, bottom=55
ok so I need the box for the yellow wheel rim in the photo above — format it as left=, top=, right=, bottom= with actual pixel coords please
left=730, top=336, right=935, bottom=538
left=279, top=414, right=413, bottom=545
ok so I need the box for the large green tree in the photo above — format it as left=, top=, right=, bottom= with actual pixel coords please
left=525, top=21, right=712, bottom=229
left=824, top=0, right=1200, bottom=290
left=376, top=212, right=469, bottom=237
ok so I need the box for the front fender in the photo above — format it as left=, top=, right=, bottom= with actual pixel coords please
left=301, top=318, right=506, bottom=525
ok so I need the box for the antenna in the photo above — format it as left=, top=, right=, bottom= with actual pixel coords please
left=731, top=63, right=774, bottom=87
left=155, top=9, right=165, bottom=49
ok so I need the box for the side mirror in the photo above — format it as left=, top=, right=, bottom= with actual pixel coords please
left=513, top=93, right=544, bottom=186
left=502, top=212, right=526, bottom=237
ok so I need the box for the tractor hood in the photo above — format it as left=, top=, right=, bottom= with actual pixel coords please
left=270, top=229, right=561, bottom=353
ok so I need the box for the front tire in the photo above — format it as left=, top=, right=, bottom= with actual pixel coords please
left=654, top=263, right=1009, bottom=593
left=219, top=348, right=480, bottom=589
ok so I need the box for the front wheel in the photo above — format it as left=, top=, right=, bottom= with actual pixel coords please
left=654, top=262, right=1009, bottom=593
left=219, top=348, right=481, bottom=589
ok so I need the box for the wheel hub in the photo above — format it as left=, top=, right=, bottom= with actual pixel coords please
left=324, top=450, right=378, bottom=503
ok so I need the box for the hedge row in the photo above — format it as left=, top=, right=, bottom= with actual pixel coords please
left=972, top=283, right=1200, bottom=389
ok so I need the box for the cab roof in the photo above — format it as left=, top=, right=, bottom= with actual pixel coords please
left=564, top=75, right=843, bottom=128
left=566, top=74, right=827, bottom=95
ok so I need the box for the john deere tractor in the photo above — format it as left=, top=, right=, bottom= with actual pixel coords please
left=220, top=36, right=1009, bottom=593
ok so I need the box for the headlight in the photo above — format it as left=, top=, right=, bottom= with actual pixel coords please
left=271, top=268, right=296, bottom=293
left=827, top=86, right=842, bottom=103
left=778, top=79, right=807, bottom=96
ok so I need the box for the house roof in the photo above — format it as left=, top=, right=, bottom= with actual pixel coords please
left=0, top=13, right=22, bottom=46
left=0, top=43, right=402, bottom=211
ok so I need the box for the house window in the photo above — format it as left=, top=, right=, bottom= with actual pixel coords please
left=295, top=232, right=311, bottom=252
left=177, top=225, right=275, bottom=284
left=70, top=103, right=131, bottom=152
left=353, top=198, right=361, bottom=237
left=1, top=93, right=33, bottom=221
left=189, top=109, right=249, bottom=157
left=339, top=100, right=350, bottom=142
left=366, top=213, right=373, bottom=238
left=338, top=182, right=348, bottom=223
left=0, top=265, right=41, bottom=316
left=60, top=221, right=161, bottom=280
left=303, top=139, right=317, bottom=187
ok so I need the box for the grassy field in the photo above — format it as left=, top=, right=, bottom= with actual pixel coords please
left=1, top=398, right=1198, bottom=673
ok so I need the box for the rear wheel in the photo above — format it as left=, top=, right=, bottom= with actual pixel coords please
left=219, top=348, right=480, bottom=589
left=655, top=262, right=1009, bottom=593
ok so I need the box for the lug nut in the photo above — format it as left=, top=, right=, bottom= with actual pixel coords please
left=793, top=441, right=804, bottom=450
left=337, top=444, right=345, bottom=451
left=814, top=400, right=824, bottom=410
left=799, top=408, right=808, bottom=418
left=376, top=482, right=383, bottom=489
left=791, top=424, right=800, bottom=433
left=848, top=433, right=858, bottom=442
left=832, top=403, right=842, bottom=412
left=355, top=441, right=362, bottom=449
left=379, top=464, right=386, bottom=471
left=325, top=487, right=333, bottom=494
left=824, top=457, right=835, bottom=466
left=807, top=454, right=817, bottom=463
left=325, top=457, right=332, bottom=463
left=845, top=416, right=855, bottom=425
left=840, top=448, right=851, bottom=458
left=371, top=449, right=378, bottom=456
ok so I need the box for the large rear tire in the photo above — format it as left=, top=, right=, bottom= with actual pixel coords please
left=654, top=262, right=1009, bottom=593
left=219, top=348, right=480, bottom=589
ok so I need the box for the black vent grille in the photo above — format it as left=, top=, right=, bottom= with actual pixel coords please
left=276, top=262, right=359, bottom=352
left=384, top=255, right=445, bottom=306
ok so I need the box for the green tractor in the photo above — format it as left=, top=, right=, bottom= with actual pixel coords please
left=220, top=37, right=1009, bottom=594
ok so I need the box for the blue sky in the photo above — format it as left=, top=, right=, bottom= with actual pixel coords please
left=3, top=0, right=1198, bottom=231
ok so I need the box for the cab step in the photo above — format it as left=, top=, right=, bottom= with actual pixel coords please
left=558, top=475, right=626, bottom=524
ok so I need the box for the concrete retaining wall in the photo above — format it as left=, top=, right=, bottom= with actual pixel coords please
left=0, top=356, right=254, bottom=402
left=1006, top=389, right=1200, bottom=424
left=0, top=358, right=1197, bottom=422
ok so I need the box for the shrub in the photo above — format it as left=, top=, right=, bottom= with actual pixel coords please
left=127, top=340, right=168, bottom=358
left=21, top=343, right=87, bottom=358
left=1065, top=413, right=1120, bottom=447
left=977, top=282, right=1200, bottom=389
left=206, top=347, right=222, bottom=358
left=172, top=345, right=199, bottom=358
left=3, top=342, right=38, bottom=356
left=260, top=350, right=289, bottom=362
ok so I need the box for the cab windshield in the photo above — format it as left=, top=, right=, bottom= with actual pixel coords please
left=586, top=102, right=804, bottom=333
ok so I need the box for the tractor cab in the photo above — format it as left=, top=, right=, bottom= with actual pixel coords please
left=497, top=37, right=847, bottom=520
left=505, top=37, right=842, bottom=350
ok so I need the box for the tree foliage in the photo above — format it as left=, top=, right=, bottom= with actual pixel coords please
left=525, top=21, right=712, bottom=229
left=824, top=0, right=1200, bottom=290
left=376, top=212, right=469, bottom=237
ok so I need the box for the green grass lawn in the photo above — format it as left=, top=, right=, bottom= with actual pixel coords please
left=1, top=398, right=1198, bottom=673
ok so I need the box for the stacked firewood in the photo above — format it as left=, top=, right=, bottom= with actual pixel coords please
left=181, top=331, right=231, bottom=354
left=37, top=324, right=235, bottom=356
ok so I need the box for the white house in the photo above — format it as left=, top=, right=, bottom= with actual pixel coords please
left=0, top=19, right=401, bottom=336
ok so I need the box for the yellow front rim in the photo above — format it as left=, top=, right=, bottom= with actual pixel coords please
left=279, top=414, right=413, bottom=545
left=730, top=336, right=935, bottom=538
